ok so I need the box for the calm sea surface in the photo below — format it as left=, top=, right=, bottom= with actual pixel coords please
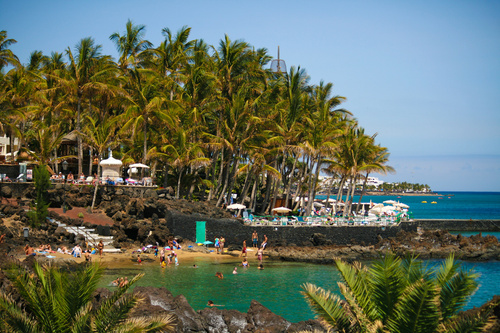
left=102, top=192, right=500, bottom=323
left=316, top=191, right=500, bottom=220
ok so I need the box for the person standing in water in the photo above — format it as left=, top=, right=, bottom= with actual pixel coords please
left=257, top=247, right=264, bottom=265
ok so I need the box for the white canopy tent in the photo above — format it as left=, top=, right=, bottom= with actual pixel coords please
left=100, top=151, right=122, bottom=180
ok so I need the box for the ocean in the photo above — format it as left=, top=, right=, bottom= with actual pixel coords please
left=316, top=191, right=500, bottom=220
left=101, top=191, right=500, bottom=323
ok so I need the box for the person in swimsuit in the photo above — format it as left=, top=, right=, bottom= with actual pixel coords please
left=257, top=247, right=263, bottom=264
left=219, top=236, right=225, bottom=254
left=241, top=258, right=249, bottom=268
left=214, top=237, right=220, bottom=254
left=207, top=300, right=223, bottom=307
left=261, top=235, right=268, bottom=249
left=252, top=230, right=258, bottom=248
left=240, top=240, right=247, bottom=257
left=97, top=240, right=104, bottom=258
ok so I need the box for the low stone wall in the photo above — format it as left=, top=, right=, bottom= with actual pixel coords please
left=409, top=219, right=500, bottom=231
left=166, top=211, right=418, bottom=247
left=0, top=182, right=158, bottom=200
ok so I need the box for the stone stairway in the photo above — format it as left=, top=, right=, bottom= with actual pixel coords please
left=48, top=218, right=122, bottom=253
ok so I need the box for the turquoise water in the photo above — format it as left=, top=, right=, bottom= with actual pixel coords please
left=449, top=231, right=500, bottom=240
left=317, top=191, right=500, bottom=220
left=100, top=192, right=500, bottom=322
left=100, top=255, right=500, bottom=323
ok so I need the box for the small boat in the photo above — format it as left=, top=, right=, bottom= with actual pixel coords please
left=421, top=201, right=427, bottom=203
left=431, top=201, right=437, bottom=204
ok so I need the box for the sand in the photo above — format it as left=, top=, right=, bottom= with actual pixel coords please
left=20, top=244, right=261, bottom=268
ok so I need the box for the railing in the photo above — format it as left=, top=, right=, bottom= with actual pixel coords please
left=243, top=215, right=409, bottom=227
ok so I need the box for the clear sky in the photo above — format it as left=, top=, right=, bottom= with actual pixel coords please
left=2, top=0, right=499, bottom=191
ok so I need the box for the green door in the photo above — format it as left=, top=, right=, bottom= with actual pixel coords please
left=196, top=221, right=206, bottom=243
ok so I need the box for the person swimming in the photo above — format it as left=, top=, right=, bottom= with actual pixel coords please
left=215, top=272, right=224, bottom=279
left=241, top=258, right=249, bottom=267
left=232, top=267, right=238, bottom=274
left=207, top=300, right=223, bottom=307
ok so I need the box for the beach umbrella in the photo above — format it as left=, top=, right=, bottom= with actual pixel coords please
left=227, top=203, right=246, bottom=210
left=382, top=205, right=397, bottom=213
left=383, top=200, right=398, bottom=205
left=272, top=207, right=292, bottom=213
left=371, top=203, right=384, bottom=209
left=203, top=240, right=213, bottom=248
left=369, top=206, right=384, bottom=215
left=322, top=198, right=336, bottom=203
left=129, top=163, right=150, bottom=168
left=395, top=203, right=409, bottom=209
left=313, top=201, right=325, bottom=207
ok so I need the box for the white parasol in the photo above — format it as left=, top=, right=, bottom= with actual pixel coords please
left=272, top=206, right=292, bottom=213
left=227, top=203, right=246, bottom=210
left=395, top=202, right=409, bottom=209
left=383, top=200, right=398, bottom=205
left=129, top=163, right=150, bottom=168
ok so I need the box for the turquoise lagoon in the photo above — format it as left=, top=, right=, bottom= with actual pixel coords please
left=101, top=191, right=500, bottom=323
left=100, top=256, right=500, bottom=323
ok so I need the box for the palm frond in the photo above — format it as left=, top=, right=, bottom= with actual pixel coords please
left=387, top=279, right=440, bottom=333
left=301, top=283, right=353, bottom=332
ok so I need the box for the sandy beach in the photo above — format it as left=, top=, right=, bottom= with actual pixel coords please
left=23, top=243, right=261, bottom=269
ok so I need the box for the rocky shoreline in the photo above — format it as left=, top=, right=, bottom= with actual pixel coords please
left=1, top=184, right=500, bottom=332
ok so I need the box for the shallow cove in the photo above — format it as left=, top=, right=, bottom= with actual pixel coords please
left=98, top=255, right=500, bottom=323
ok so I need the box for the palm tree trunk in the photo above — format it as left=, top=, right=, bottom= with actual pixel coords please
left=357, top=173, right=370, bottom=213
left=284, top=154, right=298, bottom=209
left=88, top=147, right=93, bottom=176
left=249, top=176, right=258, bottom=212
left=142, top=114, right=148, bottom=164
left=91, top=163, right=101, bottom=211
left=77, top=96, right=83, bottom=176
left=175, top=167, right=183, bottom=199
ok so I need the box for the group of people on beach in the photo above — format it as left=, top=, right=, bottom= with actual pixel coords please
left=214, top=236, right=225, bottom=254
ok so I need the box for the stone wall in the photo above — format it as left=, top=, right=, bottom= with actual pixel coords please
left=166, top=211, right=418, bottom=247
left=406, top=219, right=500, bottom=231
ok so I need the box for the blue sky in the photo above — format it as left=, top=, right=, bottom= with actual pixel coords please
left=2, top=0, right=499, bottom=191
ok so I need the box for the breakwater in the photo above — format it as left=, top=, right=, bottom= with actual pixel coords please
left=166, top=211, right=417, bottom=246
left=166, top=211, right=500, bottom=247
left=409, top=219, right=500, bottom=232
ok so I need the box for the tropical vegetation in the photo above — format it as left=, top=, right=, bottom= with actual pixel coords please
left=0, top=24, right=395, bottom=216
left=0, top=261, right=176, bottom=332
left=301, top=253, right=496, bottom=333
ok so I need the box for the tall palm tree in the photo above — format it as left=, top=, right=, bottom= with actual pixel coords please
left=0, top=261, right=176, bottom=332
left=109, top=19, right=152, bottom=71
left=80, top=114, right=120, bottom=210
left=0, top=30, right=19, bottom=71
left=66, top=37, right=105, bottom=175
left=301, top=253, right=494, bottom=333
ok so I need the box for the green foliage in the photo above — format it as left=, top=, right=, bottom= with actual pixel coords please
left=27, top=164, right=51, bottom=228
left=301, top=253, right=494, bottom=333
left=78, top=212, right=84, bottom=219
left=0, top=261, right=176, bottom=332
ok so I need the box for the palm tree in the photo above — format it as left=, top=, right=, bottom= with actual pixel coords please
left=301, top=253, right=494, bottom=333
left=80, top=114, right=120, bottom=210
left=0, top=261, right=176, bottom=332
left=109, top=19, right=152, bottom=71
left=66, top=37, right=105, bottom=175
left=0, top=30, right=19, bottom=71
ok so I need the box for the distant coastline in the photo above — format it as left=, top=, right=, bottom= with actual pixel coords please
left=316, top=191, right=442, bottom=197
